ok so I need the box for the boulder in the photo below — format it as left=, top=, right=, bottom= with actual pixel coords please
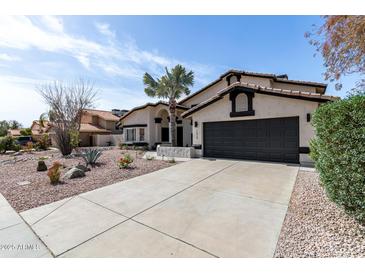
left=62, top=167, right=85, bottom=180
left=37, top=160, right=48, bottom=172
left=75, top=164, right=90, bottom=172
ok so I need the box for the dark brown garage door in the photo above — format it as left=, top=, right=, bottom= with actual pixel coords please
left=203, top=117, right=299, bottom=163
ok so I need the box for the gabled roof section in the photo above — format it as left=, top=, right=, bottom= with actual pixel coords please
left=83, top=109, right=120, bottom=122
left=181, top=82, right=339, bottom=118
left=120, top=101, right=189, bottom=121
left=79, top=123, right=111, bottom=133
left=179, top=69, right=328, bottom=104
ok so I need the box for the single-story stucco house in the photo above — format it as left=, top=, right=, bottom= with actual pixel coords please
left=119, top=69, right=338, bottom=165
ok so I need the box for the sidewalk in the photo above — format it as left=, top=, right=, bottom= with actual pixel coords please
left=0, top=194, right=52, bottom=258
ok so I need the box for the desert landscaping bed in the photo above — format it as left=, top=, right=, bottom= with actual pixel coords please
left=0, top=147, right=175, bottom=212
left=275, top=170, right=365, bottom=257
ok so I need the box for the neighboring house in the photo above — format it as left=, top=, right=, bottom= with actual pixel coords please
left=7, top=129, right=22, bottom=138
left=120, top=69, right=338, bottom=165
left=7, top=121, right=52, bottom=140
left=30, top=120, right=52, bottom=142
left=78, top=109, right=123, bottom=146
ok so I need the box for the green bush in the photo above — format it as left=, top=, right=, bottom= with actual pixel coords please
left=36, top=134, right=50, bottom=150
left=20, top=128, right=32, bottom=136
left=0, top=136, right=17, bottom=153
left=310, top=93, right=365, bottom=223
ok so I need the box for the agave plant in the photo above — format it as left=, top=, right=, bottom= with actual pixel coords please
left=81, top=148, right=102, bottom=167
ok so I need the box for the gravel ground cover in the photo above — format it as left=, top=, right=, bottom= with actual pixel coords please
left=0, top=148, right=175, bottom=212
left=275, top=170, right=365, bottom=257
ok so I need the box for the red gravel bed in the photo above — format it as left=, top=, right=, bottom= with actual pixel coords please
left=274, top=170, right=365, bottom=257
left=0, top=148, right=175, bottom=212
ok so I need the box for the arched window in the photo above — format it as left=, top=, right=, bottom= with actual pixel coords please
left=235, top=93, right=248, bottom=112
left=229, top=88, right=255, bottom=117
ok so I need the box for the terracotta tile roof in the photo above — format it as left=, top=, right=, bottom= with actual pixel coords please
left=7, top=129, right=21, bottom=136
left=83, top=109, right=120, bottom=121
left=179, top=69, right=328, bottom=104
left=181, top=82, right=339, bottom=118
left=120, top=101, right=189, bottom=121
left=79, top=123, right=111, bottom=133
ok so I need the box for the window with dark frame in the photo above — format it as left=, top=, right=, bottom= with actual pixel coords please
left=139, top=128, right=145, bottom=141
left=126, top=128, right=136, bottom=142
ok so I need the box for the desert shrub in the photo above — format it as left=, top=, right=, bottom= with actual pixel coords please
left=47, top=161, right=62, bottom=184
left=119, top=143, right=129, bottom=150
left=310, top=93, right=365, bottom=223
left=81, top=148, right=102, bottom=166
left=0, top=136, right=17, bottom=153
left=24, top=141, right=34, bottom=152
left=20, top=128, right=32, bottom=136
left=36, top=134, right=50, bottom=150
left=12, top=144, right=21, bottom=152
left=118, top=153, right=133, bottom=168
left=69, top=130, right=80, bottom=149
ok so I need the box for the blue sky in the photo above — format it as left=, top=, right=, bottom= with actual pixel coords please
left=0, top=16, right=358, bottom=126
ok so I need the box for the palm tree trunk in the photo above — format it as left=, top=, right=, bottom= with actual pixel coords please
left=169, top=99, right=177, bottom=146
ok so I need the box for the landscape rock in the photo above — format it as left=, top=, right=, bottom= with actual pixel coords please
left=16, top=181, right=31, bottom=186
left=62, top=167, right=85, bottom=180
left=75, top=164, right=90, bottom=172
left=37, top=160, right=48, bottom=172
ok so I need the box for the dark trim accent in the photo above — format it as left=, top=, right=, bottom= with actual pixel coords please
left=226, top=73, right=242, bottom=86
left=176, top=120, right=182, bottom=124
left=194, top=121, right=198, bottom=127
left=191, top=104, right=198, bottom=108
left=229, top=87, right=255, bottom=116
left=230, top=110, right=255, bottom=117
left=306, top=113, right=311, bottom=122
left=123, top=124, right=147, bottom=128
left=299, top=147, right=310, bottom=154
left=154, top=117, right=162, bottom=123
left=193, top=144, right=202, bottom=149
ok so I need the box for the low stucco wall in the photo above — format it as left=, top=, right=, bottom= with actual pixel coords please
left=94, top=134, right=123, bottom=147
left=157, top=145, right=196, bottom=158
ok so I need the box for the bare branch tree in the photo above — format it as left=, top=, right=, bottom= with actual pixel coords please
left=37, top=78, right=97, bottom=155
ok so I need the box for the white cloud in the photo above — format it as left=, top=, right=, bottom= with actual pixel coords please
left=0, top=75, right=48, bottom=126
left=0, top=53, right=20, bottom=61
left=40, top=15, right=64, bottom=33
left=95, top=22, right=115, bottom=39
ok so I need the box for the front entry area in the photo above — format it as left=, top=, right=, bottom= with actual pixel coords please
left=203, top=116, right=299, bottom=163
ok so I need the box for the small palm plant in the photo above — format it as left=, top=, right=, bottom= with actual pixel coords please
left=143, top=64, right=194, bottom=146
left=81, top=148, right=102, bottom=167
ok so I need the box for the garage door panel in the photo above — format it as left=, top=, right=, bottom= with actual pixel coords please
left=203, top=117, right=299, bottom=163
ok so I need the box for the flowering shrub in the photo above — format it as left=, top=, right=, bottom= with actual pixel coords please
left=47, top=161, right=62, bottom=185
left=118, top=153, right=133, bottom=169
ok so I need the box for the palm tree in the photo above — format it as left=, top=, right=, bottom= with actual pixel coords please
left=143, top=65, right=194, bottom=146
left=39, top=113, right=47, bottom=128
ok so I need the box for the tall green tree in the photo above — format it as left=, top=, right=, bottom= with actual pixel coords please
left=143, top=65, right=194, bottom=146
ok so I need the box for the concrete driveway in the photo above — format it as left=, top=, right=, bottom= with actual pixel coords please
left=20, top=159, right=298, bottom=258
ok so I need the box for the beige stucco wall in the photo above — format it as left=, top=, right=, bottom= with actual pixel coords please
left=181, top=79, right=227, bottom=107
left=121, top=104, right=192, bottom=148
left=189, top=93, right=319, bottom=160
